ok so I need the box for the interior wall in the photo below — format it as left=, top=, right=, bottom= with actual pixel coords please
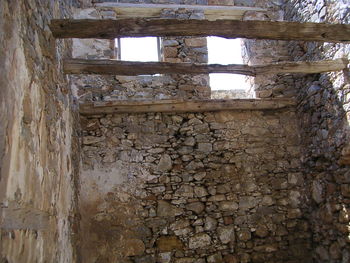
left=284, top=0, right=350, bottom=262
left=80, top=109, right=312, bottom=263
left=0, top=0, right=81, bottom=262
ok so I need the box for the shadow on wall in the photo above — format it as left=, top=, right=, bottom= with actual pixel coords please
left=284, top=1, right=350, bottom=261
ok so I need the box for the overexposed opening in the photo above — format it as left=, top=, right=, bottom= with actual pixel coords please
left=116, top=37, right=160, bottom=62
left=207, top=37, right=248, bottom=91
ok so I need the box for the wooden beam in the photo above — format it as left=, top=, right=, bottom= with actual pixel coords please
left=64, top=58, right=348, bottom=76
left=93, top=3, right=266, bottom=20
left=79, top=98, right=296, bottom=115
left=50, top=18, right=350, bottom=43
left=254, top=58, right=348, bottom=75
left=64, top=59, right=254, bottom=76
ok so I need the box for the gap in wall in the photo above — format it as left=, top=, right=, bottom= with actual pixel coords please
left=116, top=37, right=160, bottom=62
left=207, top=37, right=249, bottom=93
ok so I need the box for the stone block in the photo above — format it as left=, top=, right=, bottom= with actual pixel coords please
left=164, top=47, right=178, bottom=58
left=157, top=200, right=183, bottom=217
left=184, top=38, right=207, bottom=47
left=217, top=226, right=235, bottom=244
left=189, top=233, right=211, bottom=249
left=157, top=154, right=173, bottom=172
left=186, top=202, right=205, bottom=214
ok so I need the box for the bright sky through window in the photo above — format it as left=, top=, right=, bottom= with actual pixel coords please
left=208, top=37, right=249, bottom=91
left=119, top=37, right=159, bottom=62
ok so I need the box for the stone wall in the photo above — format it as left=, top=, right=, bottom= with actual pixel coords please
left=80, top=108, right=312, bottom=263
left=0, top=0, right=81, bottom=262
left=284, top=0, right=350, bottom=262
left=241, top=0, right=295, bottom=98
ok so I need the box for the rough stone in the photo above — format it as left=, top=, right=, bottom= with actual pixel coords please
left=218, top=201, right=239, bottom=211
left=194, top=186, right=209, bottom=197
left=157, top=154, right=173, bottom=172
left=124, top=239, right=145, bottom=256
left=217, top=226, right=235, bottom=244
left=237, top=229, right=251, bottom=241
left=312, top=180, right=324, bottom=204
left=184, top=38, right=207, bottom=47
left=189, top=233, right=211, bottom=249
left=157, top=200, right=183, bottom=217
left=204, top=216, right=218, bottom=231
left=186, top=202, right=205, bottom=214
left=207, top=253, right=223, bottom=263
left=197, top=142, right=213, bottom=152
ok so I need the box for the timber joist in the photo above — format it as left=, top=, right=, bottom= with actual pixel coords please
left=50, top=18, right=350, bottom=42
left=79, top=98, right=296, bottom=115
left=64, top=58, right=349, bottom=76
left=92, top=3, right=267, bottom=20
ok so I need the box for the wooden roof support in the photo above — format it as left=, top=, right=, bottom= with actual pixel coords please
left=64, top=58, right=348, bottom=76
left=50, top=18, right=350, bottom=43
left=79, top=98, right=296, bottom=115
left=93, top=3, right=266, bottom=20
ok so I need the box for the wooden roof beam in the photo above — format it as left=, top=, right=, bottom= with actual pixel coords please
left=92, top=3, right=266, bottom=20
left=79, top=98, right=296, bottom=115
left=50, top=18, right=350, bottom=43
left=64, top=58, right=348, bottom=76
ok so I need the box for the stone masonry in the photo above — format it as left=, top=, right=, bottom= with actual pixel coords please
left=284, top=0, right=350, bottom=262
left=80, top=109, right=311, bottom=263
left=1, top=0, right=349, bottom=262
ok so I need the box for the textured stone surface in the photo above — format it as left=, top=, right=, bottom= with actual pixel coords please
left=283, top=0, right=350, bottom=261
left=189, top=233, right=212, bottom=249
left=0, top=0, right=80, bottom=262
left=157, top=236, right=183, bottom=252
left=79, top=108, right=310, bottom=262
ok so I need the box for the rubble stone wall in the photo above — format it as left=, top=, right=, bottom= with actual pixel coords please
left=0, top=0, right=81, bottom=262
left=284, top=0, right=350, bottom=262
left=241, top=0, right=295, bottom=98
left=80, top=109, right=312, bottom=263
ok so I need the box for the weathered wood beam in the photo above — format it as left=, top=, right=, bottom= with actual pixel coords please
left=79, top=98, right=296, bottom=115
left=50, top=18, right=350, bottom=43
left=94, top=2, right=266, bottom=12
left=93, top=3, right=266, bottom=20
left=64, top=58, right=348, bottom=76
left=64, top=59, right=254, bottom=76
left=254, top=58, right=348, bottom=75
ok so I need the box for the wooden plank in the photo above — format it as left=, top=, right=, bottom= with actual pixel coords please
left=254, top=58, right=348, bottom=75
left=64, top=59, right=254, bottom=76
left=64, top=58, right=348, bottom=76
left=94, top=3, right=266, bottom=12
left=79, top=98, right=296, bottom=115
left=93, top=3, right=266, bottom=20
left=50, top=18, right=350, bottom=43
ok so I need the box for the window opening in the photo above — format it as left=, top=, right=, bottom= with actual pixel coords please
left=207, top=36, right=249, bottom=91
left=115, top=37, right=161, bottom=62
